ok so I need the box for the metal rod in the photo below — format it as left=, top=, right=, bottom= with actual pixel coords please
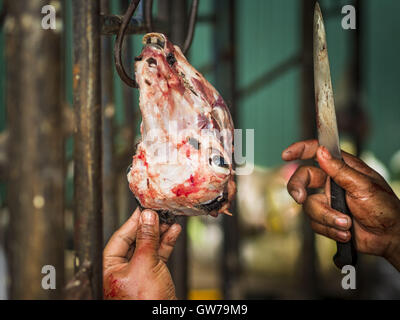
left=114, top=0, right=140, bottom=88
left=0, top=1, right=7, bottom=28
left=236, top=54, right=301, bottom=100
left=0, top=132, right=8, bottom=181
left=6, top=0, right=64, bottom=299
left=182, top=0, right=199, bottom=54
left=101, top=0, right=118, bottom=245
left=121, top=0, right=139, bottom=222
left=101, top=14, right=167, bottom=35
left=101, top=13, right=146, bottom=35
left=167, top=0, right=189, bottom=300
left=72, top=0, right=103, bottom=299
left=101, top=10, right=209, bottom=36
left=299, top=0, right=319, bottom=299
left=344, top=0, right=368, bottom=297
left=144, top=0, right=153, bottom=32
left=351, top=0, right=365, bottom=157
left=214, top=0, right=241, bottom=300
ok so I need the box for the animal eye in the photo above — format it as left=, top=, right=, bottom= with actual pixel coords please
left=126, top=164, right=132, bottom=175
left=211, top=155, right=228, bottom=168
left=208, top=151, right=229, bottom=175
left=166, top=52, right=176, bottom=66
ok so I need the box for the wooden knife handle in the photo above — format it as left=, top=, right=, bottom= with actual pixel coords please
left=330, top=179, right=358, bottom=268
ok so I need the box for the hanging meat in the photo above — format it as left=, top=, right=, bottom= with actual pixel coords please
left=127, top=33, right=235, bottom=219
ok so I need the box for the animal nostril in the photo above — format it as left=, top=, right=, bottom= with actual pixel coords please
left=166, top=53, right=176, bottom=66
left=146, top=57, right=157, bottom=67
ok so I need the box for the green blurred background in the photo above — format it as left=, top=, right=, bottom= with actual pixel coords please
left=1, top=0, right=400, bottom=299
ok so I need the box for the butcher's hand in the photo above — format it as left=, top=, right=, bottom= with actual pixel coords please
left=282, top=139, right=400, bottom=271
left=103, top=208, right=182, bottom=299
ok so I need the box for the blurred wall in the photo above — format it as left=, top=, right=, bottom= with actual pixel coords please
left=364, top=0, right=400, bottom=166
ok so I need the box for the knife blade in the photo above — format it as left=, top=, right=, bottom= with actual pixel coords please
left=313, top=2, right=357, bottom=268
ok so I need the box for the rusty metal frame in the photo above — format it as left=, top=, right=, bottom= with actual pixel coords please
left=101, top=0, right=118, bottom=245
left=71, top=0, right=103, bottom=299
left=213, top=0, right=241, bottom=300
left=120, top=0, right=139, bottom=223
left=165, top=0, right=189, bottom=300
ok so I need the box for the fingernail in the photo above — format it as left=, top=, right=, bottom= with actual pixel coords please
left=320, top=147, right=332, bottom=160
left=142, top=210, right=155, bottom=225
left=337, top=231, right=349, bottom=241
left=290, top=189, right=301, bottom=202
left=282, top=150, right=292, bottom=158
left=132, top=207, right=140, bottom=216
left=335, top=217, right=348, bottom=228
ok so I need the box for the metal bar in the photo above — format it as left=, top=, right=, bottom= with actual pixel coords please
left=101, top=14, right=147, bottom=35
left=157, top=0, right=170, bottom=28
left=236, top=54, right=302, bottom=100
left=351, top=0, right=364, bottom=157
left=0, top=1, right=7, bottom=28
left=167, top=0, right=189, bottom=300
left=299, top=0, right=319, bottom=299
left=6, top=0, right=64, bottom=299
left=214, top=0, right=241, bottom=300
left=101, top=0, right=118, bottom=245
left=114, top=0, right=140, bottom=88
left=170, top=0, right=188, bottom=47
left=144, top=0, right=153, bottom=32
left=182, top=0, right=199, bottom=54
left=121, top=0, right=139, bottom=222
left=0, top=132, right=8, bottom=180
left=346, top=0, right=367, bottom=298
left=72, top=0, right=103, bottom=299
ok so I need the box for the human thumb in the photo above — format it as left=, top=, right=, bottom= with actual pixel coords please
left=316, top=146, right=369, bottom=196
left=133, top=210, right=160, bottom=266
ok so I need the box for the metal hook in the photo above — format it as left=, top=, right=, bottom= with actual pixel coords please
left=183, top=0, right=199, bottom=54
left=114, top=0, right=140, bottom=88
left=114, top=0, right=199, bottom=88
left=144, top=0, right=199, bottom=54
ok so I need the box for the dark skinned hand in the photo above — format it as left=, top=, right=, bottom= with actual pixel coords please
left=282, top=139, right=400, bottom=271
left=103, top=208, right=182, bottom=299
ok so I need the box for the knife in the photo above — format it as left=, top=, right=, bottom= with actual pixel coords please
left=313, top=3, right=357, bottom=268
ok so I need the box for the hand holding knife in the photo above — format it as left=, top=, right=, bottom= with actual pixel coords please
left=313, top=3, right=357, bottom=268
